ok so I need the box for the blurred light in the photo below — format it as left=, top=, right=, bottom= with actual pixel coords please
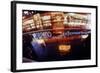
left=22, top=16, right=25, bottom=19
left=58, top=45, right=71, bottom=55
left=24, top=11, right=28, bottom=15
left=32, top=11, right=34, bottom=14
left=68, top=13, right=75, bottom=16
left=36, top=39, right=44, bottom=44
left=36, top=39, right=46, bottom=46
left=81, top=34, right=88, bottom=39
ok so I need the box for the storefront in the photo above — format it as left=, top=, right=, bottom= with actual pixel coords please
left=22, top=10, right=91, bottom=62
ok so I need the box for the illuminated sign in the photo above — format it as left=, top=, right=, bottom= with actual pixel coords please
left=32, top=31, right=52, bottom=39
left=32, top=30, right=90, bottom=39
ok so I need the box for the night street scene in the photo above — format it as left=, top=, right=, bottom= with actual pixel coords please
left=22, top=10, right=91, bottom=63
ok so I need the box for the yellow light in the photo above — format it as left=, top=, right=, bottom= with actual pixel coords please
left=58, top=45, right=71, bottom=55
